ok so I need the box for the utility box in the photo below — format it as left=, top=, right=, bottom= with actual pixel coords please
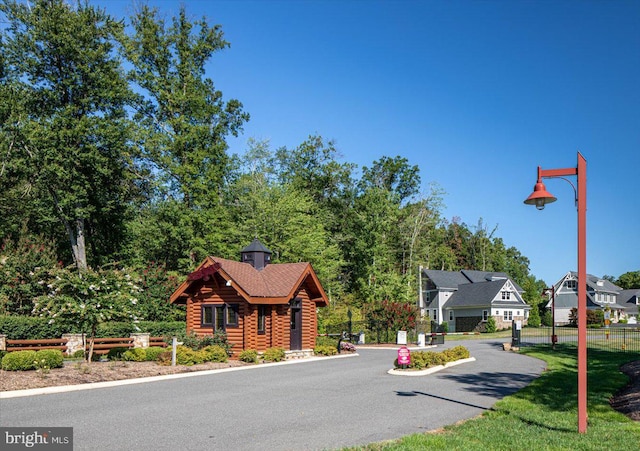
left=511, top=320, right=522, bottom=347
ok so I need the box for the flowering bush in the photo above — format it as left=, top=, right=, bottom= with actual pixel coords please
left=340, top=342, right=356, bottom=352
left=33, top=265, right=142, bottom=361
left=368, top=299, right=418, bottom=332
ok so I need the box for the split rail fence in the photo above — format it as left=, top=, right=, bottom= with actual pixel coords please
left=0, top=333, right=167, bottom=356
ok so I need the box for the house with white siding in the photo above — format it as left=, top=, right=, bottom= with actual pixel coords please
left=546, top=272, right=632, bottom=324
left=420, top=269, right=529, bottom=332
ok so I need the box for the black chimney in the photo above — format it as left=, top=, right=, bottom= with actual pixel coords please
left=240, top=239, right=272, bottom=270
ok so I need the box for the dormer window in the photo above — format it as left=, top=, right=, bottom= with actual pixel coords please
left=501, top=291, right=511, bottom=300
left=565, top=280, right=577, bottom=289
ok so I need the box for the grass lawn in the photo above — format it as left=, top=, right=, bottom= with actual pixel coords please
left=347, top=344, right=640, bottom=450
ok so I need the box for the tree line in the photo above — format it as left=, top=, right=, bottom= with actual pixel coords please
left=2, top=1, right=635, bottom=331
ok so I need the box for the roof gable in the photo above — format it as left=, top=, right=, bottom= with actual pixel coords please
left=170, top=256, right=328, bottom=306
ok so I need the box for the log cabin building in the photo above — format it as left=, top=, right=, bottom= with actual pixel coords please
left=169, top=239, right=329, bottom=356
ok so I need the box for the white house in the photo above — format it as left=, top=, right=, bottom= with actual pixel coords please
left=420, top=269, right=530, bottom=332
left=546, top=272, right=629, bottom=324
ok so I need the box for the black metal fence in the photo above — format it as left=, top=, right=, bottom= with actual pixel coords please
left=521, top=326, right=640, bottom=353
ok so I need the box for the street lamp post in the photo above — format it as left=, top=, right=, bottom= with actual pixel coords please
left=524, top=152, right=587, bottom=434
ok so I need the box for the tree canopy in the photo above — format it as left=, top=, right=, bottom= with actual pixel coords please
left=0, top=1, right=562, bottom=327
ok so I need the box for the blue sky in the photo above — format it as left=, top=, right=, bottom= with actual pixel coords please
left=99, top=0, right=639, bottom=286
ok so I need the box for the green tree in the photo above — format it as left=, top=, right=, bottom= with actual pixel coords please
left=120, top=4, right=248, bottom=269
left=615, top=271, right=640, bottom=289
left=122, top=4, right=248, bottom=207
left=0, top=234, right=58, bottom=315
left=0, top=0, right=134, bottom=271
left=359, top=156, right=420, bottom=204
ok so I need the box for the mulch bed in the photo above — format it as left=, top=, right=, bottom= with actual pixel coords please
left=610, top=360, right=640, bottom=421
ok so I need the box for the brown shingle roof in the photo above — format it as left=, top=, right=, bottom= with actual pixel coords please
left=170, top=256, right=328, bottom=306
left=215, top=257, right=309, bottom=298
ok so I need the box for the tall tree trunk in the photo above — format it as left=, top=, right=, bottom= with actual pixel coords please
left=61, top=217, right=88, bottom=272
left=51, top=189, right=88, bottom=272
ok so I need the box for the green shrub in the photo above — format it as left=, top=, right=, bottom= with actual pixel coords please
left=314, top=345, right=338, bottom=356
left=122, top=348, right=147, bottom=362
left=0, top=350, right=7, bottom=361
left=238, top=349, right=258, bottom=363
left=96, top=322, right=134, bottom=338
left=485, top=316, right=497, bottom=333
left=1, top=350, right=37, bottom=371
left=144, top=347, right=166, bottom=361
left=315, top=335, right=338, bottom=348
left=70, top=349, right=86, bottom=359
left=34, top=349, right=64, bottom=369
left=106, top=347, right=129, bottom=360
left=393, top=346, right=470, bottom=370
left=175, top=346, right=204, bottom=365
left=201, top=345, right=228, bottom=363
left=0, top=315, right=72, bottom=339
left=137, top=321, right=185, bottom=337
left=262, top=347, right=286, bottom=362
left=442, top=345, right=471, bottom=362
left=175, top=331, right=232, bottom=356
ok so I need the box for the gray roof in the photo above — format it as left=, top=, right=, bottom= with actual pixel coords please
left=445, top=280, right=528, bottom=309
left=423, top=268, right=523, bottom=291
left=423, top=269, right=471, bottom=289
left=619, top=289, right=640, bottom=315
left=461, top=269, right=509, bottom=283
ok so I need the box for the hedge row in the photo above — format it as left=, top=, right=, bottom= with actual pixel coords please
left=0, top=315, right=185, bottom=340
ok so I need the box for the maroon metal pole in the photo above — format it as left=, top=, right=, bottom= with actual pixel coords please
left=528, top=152, right=588, bottom=433
left=576, top=152, right=588, bottom=433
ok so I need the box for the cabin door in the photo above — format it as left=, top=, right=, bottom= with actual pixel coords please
left=289, top=298, right=302, bottom=350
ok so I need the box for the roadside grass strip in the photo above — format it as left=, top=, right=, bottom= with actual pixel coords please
left=347, top=344, right=640, bottom=451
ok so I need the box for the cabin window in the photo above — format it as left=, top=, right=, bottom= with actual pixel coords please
left=449, top=310, right=454, bottom=321
left=202, top=306, right=214, bottom=326
left=503, top=310, right=513, bottom=321
left=483, top=310, right=488, bottom=321
left=226, top=304, right=239, bottom=326
left=258, top=305, right=266, bottom=334
left=501, top=291, right=511, bottom=300
left=201, top=304, right=239, bottom=331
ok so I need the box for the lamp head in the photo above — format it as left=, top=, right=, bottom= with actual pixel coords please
left=524, top=180, right=557, bottom=210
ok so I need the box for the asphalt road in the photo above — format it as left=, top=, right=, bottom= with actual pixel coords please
left=0, top=340, right=545, bottom=450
